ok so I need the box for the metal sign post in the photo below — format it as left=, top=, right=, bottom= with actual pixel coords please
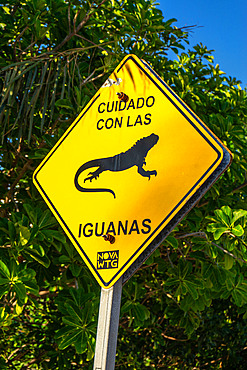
left=93, top=278, right=122, bottom=370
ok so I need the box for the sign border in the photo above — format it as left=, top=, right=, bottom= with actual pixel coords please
left=33, top=55, right=231, bottom=287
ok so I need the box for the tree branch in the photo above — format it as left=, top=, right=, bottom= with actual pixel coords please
left=176, top=232, right=207, bottom=240
left=5, top=159, right=34, bottom=203
left=75, top=33, right=112, bottom=53
left=210, top=241, right=246, bottom=263
left=176, top=231, right=247, bottom=263
left=13, top=26, right=29, bottom=61
left=231, top=181, right=247, bottom=193
left=53, top=0, right=108, bottom=53
left=4, top=113, right=67, bottom=205
left=166, top=247, right=174, bottom=268
left=161, top=333, right=188, bottom=342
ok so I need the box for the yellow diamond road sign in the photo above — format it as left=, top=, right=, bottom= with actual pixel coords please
left=33, top=54, right=232, bottom=288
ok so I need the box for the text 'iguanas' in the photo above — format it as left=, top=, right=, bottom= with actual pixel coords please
left=74, top=133, right=159, bottom=198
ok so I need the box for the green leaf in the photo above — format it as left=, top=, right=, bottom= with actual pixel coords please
left=55, top=98, right=74, bottom=110
left=180, top=295, right=193, bottom=311
left=184, top=281, right=198, bottom=300
left=232, top=290, right=244, bottom=307
left=38, top=209, right=55, bottom=229
left=9, top=259, right=17, bottom=279
left=58, top=329, right=82, bottom=350
left=85, top=322, right=97, bottom=336
left=69, top=263, right=82, bottom=277
left=59, top=255, right=71, bottom=264
left=14, top=303, right=23, bottom=315
left=164, top=18, right=177, bottom=27
left=207, top=223, right=218, bottom=233
left=51, top=230, right=66, bottom=243
left=215, top=267, right=226, bottom=285
left=40, top=229, right=54, bottom=242
left=221, top=206, right=232, bottom=219
left=231, top=210, right=247, bottom=225
left=62, top=316, right=80, bottom=328
left=165, top=277, right=179, bottom=287
left=132, top=303, right=150, bottom=321
left=243, top=311, right=247, bottom=320
left=29, top=148, right=50, bottom=159
left=166, top=235, right=178, bottom=249
left=69, top=289, right=96, bottom=308
left=64, top=302, right=82, bottom=324
left=14, top=282, right=27, bottom=303
left=80, top=301, right=94, bottom=325
left=55, top=326, right=74, bottom=339
left=226, top=275, right=235, bottom=290
left=18, top=268, right=36, bottom=281
left=0, top=261, right=10, bottom=278
left=29, top=225, right=39, bottom=242
left=74, top=331, right=87, bottom=354
left=26, top=248, right=50, bottom=268
left=8, top=221, right=16, bottom=243
left=86, top=337, right=95, bottom=361
left=221, top=290, right=231, bottom=300
left=225, top=254, right=234, bottom=270
left=179, top=260, right=192, bottom=279
left=214, top=227, right=228, bottom=240
left=214, top=209, right=230, bottom=226
left=23, top=204, right=37, bottom=224
left=32, top=244, right=45, bottom=257
left=24, top=281, right=39, bottom=295
left=0, top=278, right=9, bottom=285
left=202, top=263, right=213, bottom=279
left=121, top=300, right=133, bottom=314
left=231, top=225, right=244, bottom=237
left=0, top=307, right=6, bottom=320
left=0, top=285, right=9, bottom=299
left=19, top=225, right=31, bottom=246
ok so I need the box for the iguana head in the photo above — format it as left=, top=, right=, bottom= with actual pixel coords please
left=126, top=133, right=159, bottom=155
left=148, top=133, right=159, bottom=147
left=136, top=133, right=159, bottom=156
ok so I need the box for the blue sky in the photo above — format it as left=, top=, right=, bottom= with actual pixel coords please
left=157, top=0, right=247, bottom=88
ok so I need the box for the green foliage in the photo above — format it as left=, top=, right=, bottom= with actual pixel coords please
left=0, top=0, right=247, bottom=368
left=55, top=288, right=98, bottom=359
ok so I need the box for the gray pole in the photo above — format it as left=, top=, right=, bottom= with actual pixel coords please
left=93, top=278, right=122, bottom=370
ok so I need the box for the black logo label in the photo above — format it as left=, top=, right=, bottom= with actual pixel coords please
left=97, top=250, right=119, bottom=269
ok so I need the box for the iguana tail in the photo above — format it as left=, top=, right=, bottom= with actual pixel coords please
left=74, top=160, right=116, bottom=198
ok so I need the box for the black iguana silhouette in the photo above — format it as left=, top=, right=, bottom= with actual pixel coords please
left=74, top=133, right=159, bottom=198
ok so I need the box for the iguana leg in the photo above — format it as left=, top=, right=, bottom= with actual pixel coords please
left=84, top=167, right=103, bottom=183
left=137, top=165, right=157, bottom=180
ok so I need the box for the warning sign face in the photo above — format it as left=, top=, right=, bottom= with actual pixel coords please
left=33, top=54, right=231, bottom=288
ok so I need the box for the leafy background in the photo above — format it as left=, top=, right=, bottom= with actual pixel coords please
left=0, top=0, right=247, bottom=368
